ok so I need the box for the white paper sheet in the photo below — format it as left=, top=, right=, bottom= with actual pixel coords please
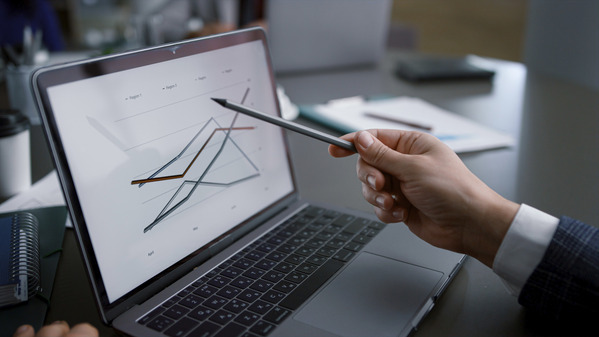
left=0, top=170, right=71, bottom=227
left=314, top=96, right=515, bottom=153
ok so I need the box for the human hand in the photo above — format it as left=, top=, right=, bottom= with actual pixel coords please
left=329, top=129, right=519, bottom=267
left=13, top=321, right=98, bottom=337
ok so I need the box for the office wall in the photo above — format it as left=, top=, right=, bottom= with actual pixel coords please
left=391, top=0, right=528, bottom=61
left=524, top=0, right=599, bottom=91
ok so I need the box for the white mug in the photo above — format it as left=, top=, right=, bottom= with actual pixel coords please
left=0, top=109, right=31, bottom=199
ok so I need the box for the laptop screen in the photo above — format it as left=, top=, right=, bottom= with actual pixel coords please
left=34, top=29, right=294, bottom=304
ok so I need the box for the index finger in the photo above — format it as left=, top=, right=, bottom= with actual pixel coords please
left=328, top=132, right=357, bottom=158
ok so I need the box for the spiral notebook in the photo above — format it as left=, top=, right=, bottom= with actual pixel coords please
left=0, top=212, right=40, bottom=307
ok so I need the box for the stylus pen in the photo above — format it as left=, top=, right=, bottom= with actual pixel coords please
left=212, top=98, right=357, bottom=153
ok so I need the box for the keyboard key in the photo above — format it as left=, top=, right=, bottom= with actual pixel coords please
left=284, top=254, right=306, bottom=265
left=294, top=246, right=315, bottom=256
left=245, top=250, right=266, bottom=261
left=231, top=275, right=254, bottom=288
left=233, top=258, right=254, bottom=270
left=164, top=304, right=190, bottom=320
left=261, top=290, right=285, bottom=304
left=209, top=276, right=230, bottom=289
left=177, top=286, right=194, bottom=298
left=288, top=236, right=307, bottom=246
left=217, top=285, right=241, bottom=299
left=333, top=214, right=356, bottom=227
left=276, top=244, right=296, bottom=254
left=352, top=235, right=372, bottom=244
left=274, top=280, right=298, bottom=293
left=215, top=322, right=246, bottom=337
left=342, top=218, right=366, bottom=234
left=296, top=263, right=318, bottom=274
left=187, top=321, right=219, bottom=337
left=265, top=251, right=287, bottom=262
left=250, top=279, right=274, bottom=292
left=326, top=239, right=347, bottom=249
left=224, top=299, right=249, bottom=313
left=297, top=229, right=316, bottom=238
left=239, top=289, right=263, bottom=303
left=369, top=221, right=386, bottom=230
left=162, top=297, right=178, bottom=308
left=203, top=295, right=228, bottom=309
left=250, top=320, right=277, bottom=336
left=194, top=285, right=219, bottom=298
left=344, top=242, right=363, bottom=252
left=305, top=255, right=327, bottom=266
left=267, top=235, right=285, bottom=246
left=243, top=267, right=265, bottom=280
left=263, top=271, right=285, bottom=283
left=248, top=300, right=273, bottom=315
left=146, top=315, right=174, bottom=332
left=335, top=232, right=352, bottom=242
left=333, top=249, right=355, bottom=262
left=314, top=232, right=332, bottom=241
left=180, top=294, right=204, bottom=309
left=235, top=310, right=260, bottom=326
left=254, top=259, right=277, bottom=270
left=315, top=247, right=337, bottom=257
left=284, top=271, right=308, bottom=284
left=256, top=243, right=277, bottom=253
left=221, top=266, right=244, bottom=279
left=305, top=238, right=326, bottom=249
left=188, top=306, right=215, bottom=321
left=273, top=262, right=294, bottom=274
left=209, top=309, right=235, bottom=325
left=164, top=317, right=198, bottom=337
left=264, top=307, right=291, bottom=325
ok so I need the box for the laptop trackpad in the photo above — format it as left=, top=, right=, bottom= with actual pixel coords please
left=294, top=252, right=443, bottom=337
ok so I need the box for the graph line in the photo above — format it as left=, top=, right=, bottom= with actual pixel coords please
left=131, top=125, right=255, bottom=186
left=134, top=87, right=259, bottom=232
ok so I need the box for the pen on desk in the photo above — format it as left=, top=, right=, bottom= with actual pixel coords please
left=364, top=111, right=434, bottom=131
left=212, top=98, right=357, bottom=153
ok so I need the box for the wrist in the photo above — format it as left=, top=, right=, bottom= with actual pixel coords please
left=465, top=188, right=519, bottom=268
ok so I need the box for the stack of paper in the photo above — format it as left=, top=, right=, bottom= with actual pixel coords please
left=300, top=96, right=514, bottom=153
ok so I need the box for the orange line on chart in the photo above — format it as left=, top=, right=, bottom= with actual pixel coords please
left=131, top=126, right=255, bottom=185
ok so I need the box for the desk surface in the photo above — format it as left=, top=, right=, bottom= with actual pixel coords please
left=12, top=51, right=599, bottom=336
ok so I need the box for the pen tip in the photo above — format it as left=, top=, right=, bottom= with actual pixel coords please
left=211, top=98, right=226, bottom=107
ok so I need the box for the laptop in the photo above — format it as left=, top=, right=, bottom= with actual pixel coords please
left=32, top=28, right=464, bottom=337
left=266, top=0, right=392, bottom=74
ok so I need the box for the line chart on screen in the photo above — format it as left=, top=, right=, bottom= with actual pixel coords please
left=126, top=86, right=262, bottom=233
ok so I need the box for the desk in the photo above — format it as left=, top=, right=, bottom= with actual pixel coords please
left=11, top=51, right=599, bottom=336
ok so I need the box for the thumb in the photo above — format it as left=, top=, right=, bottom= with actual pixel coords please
left=355, top=131, right=409, bottom=177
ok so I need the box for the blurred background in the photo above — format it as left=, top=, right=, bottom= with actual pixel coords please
left=3, top=0, right=529, bottom=59
left=1, top=0, right=597, bottom=90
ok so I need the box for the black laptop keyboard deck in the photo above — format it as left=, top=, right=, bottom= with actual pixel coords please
left=137, top=205, right=386, bottom=337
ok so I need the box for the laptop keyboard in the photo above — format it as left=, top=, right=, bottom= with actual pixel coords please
left=137, top=205, right=386, bottom=337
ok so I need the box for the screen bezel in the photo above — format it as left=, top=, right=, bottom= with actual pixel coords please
left=31, top=28, right=299, bottom=323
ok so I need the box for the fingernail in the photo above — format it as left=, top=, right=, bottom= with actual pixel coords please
left=15, top=325, right=30, bottom=333
left=367, top=175, right=376, bottom=189
left=358, top=132, right=374, bottom=149
left=393, top=210, right=405, bottom=220
left=375, top=196, right=385, bottom=208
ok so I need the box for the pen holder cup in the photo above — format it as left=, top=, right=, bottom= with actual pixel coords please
left=0, top=109, right=31, bottom=199
left=5, top=65, right=40, bottom=125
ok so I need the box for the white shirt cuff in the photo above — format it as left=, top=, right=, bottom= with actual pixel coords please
left=492, top=204, right=559, bottom=296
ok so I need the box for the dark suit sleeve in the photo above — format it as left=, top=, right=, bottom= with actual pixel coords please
left=518, top=216, right=599, bottom=321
